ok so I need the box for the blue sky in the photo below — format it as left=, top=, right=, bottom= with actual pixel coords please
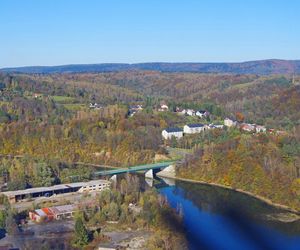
left=0, top=0, right=299, bottom=68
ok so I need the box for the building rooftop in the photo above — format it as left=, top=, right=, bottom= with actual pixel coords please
left=186, top=123, right=204, bottom=128
left=164, top=127, right=183, bottom=133
left=2, top=179, right=111, bottom=197
left=49, top=204, right=77, bottom=215
left=35, top=209, right=47, bottom=217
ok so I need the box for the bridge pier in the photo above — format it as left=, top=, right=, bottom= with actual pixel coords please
left=145, top=169, right=154, bottom=179
left=145, top=168, right=161, bottom=179
left=110, top=174, right=117, bottom=182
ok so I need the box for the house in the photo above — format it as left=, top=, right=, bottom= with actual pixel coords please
left=158, top=104, right=169, bottom=112
left=162, top=128, right=183, bottom=140
left=224, top=118, right=237, bottom=127
left=29, top=204, right=78, bottom=222
left=186, top=109, right=196, bottom=116
left=255, top=125, right=266, bottom=133
left=89, top=103, right=102, bottom=109
left=33, top=93, right=42, bottom=99
left=128, top=105, right=143, bottom=117
left=196, top=110, right=209, bottom=118
left=29, top=209, right=48, bottom=223
left=130, top=105, right=143, bottom=111
left=179, top=109, right=187, bottom=115
left=183, top=124, right=205, bottom=134
left=240, top=123, right=255, bottom=132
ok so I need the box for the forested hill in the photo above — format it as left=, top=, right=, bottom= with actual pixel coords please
left=1, top=59, right=300, bottom=75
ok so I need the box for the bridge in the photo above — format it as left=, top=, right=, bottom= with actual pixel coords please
left=93, top=161, right=175, bottom=176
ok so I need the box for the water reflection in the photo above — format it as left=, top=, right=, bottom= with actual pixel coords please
left=157, top=180, right=300, bottom=250
left=107, top=172, right=300, bottom=249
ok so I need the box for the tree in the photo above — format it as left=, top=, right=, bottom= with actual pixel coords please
left=0, top=211, right=6, bottom=229
left=5, top=212, right=19, bottom=235
left=108, top=202, right=119, bottom=221
left=235, top=112, right=245, bottom=123
left=73, top=217, right=89, bottom=248
left=33, top=163, right=56, bottom=187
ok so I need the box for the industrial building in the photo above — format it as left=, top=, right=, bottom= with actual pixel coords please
left=29, top=204, right=78, bottom=222
left=2, top=179, right=111, bottom=204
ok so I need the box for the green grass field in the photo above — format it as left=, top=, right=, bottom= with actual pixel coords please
left=51, top=95, right=76, bottom=103
left=63, top=103, right=86, bottom=111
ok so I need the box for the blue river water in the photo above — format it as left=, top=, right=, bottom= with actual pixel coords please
left=157, top=180, right=300, bottom=250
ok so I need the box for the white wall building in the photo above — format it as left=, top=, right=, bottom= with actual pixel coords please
left=162, top=128, right=183, bottom=140
left=77, top=180, right=111, bottom=193
left=255, top=125, right=267, bottom=133
left=158, top=104, right=169, bottom=112
left=196, top=110, right=208, bottom=118
left=241, top=123, right=256, bottom=132
left=224, top=118, right=237, bottom=127
left=186, top=109, right=196, bottom=116
left=183, top=124, right=205, bottom=134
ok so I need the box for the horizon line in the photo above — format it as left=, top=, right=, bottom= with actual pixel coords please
left=1, top=58, right=300, bottom=70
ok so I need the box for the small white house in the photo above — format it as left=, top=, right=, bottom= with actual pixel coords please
left=89, top=103, right=102, bottom=109
left=186, top=109, right=196, bottom=116
left=224, top=118, right=237, bottom=127
left=255, top=125, right=267, bottom=133
left=158, top=104, right=169, bottom=112
left=130, top=105, right=143, bottom=111
left=196, top=110, right=208, bottom=118
left=162, top=128, right=183, bottom=140
left=240, top=123, right=256, bottom=132
left=183, top=124, right=205, bottom=134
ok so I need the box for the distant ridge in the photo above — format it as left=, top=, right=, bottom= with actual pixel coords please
left=1, top=59, right=300, bottom=75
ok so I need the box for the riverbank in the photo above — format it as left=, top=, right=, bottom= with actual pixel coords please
left=157, top=171, right=300, bottom=216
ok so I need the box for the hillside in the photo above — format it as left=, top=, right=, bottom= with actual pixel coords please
left=1, top=59, right=300, bottom=75
left=0, top=70, right=300, bottom=210
left=1, top=72, right=299, bottom=129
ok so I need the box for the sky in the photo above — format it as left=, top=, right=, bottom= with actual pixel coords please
left=0, top=0, right=299, bottom=68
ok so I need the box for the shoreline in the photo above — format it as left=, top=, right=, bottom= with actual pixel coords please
left=157, top=172, right=300, bottom=215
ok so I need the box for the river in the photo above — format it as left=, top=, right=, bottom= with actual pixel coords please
left=81, top=164, right=300, bottom=249
left=152, top=177, right=300, bottom=250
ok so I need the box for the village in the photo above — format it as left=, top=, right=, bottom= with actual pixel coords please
left=95, top=101, right=284, bottom=140
left=161, top=116, right=269, bottom=140
left=122, top=102, right=273, bottom=140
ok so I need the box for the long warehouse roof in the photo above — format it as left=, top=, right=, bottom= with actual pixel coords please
left=2, top=179, right=110, bottom=197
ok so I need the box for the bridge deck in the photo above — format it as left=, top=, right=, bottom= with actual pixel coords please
left=94, top=161, right=175, bottom=176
